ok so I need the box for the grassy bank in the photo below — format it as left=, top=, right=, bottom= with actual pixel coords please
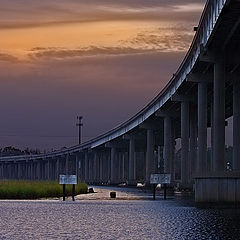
left=0, top=180, right=88, bottom=199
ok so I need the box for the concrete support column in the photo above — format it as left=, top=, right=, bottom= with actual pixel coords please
left=210, top=102, right=214, bottom=172
left=164, top=116, right=172, bottom=174
left=110, top=147, right=118, bottom=184
left=32, top=162, right=34, bottom=180
left=65, top=155, right=69, bottom=175
left=47, top=160, right=50, bottom=180
left=93, top=152, right=97, bottom=183
left=233, top=78, right=240, bottom=170
left=88, top=157, right=93, bottom=182
left=55, top=159, right=59, bottom=180
left=129, top=137, right=136, bottom=185
left=75, top=155, right=79, bottom=180
left=189, top=105, right=197, bottom=181
left=37, top=161, right=41, bottom=180
left=146, top=129, right=154, bottom=184
left=96, top=153, right=100, bottom=182
left=213, top=60, right=225, bottom=172
left=181, top=101, right=190, bottom=186
left=121, top=153, right=126, bottom=182
left=99, top=154, right=103, bottom=182
left=0, top=163, right=2, bottom=179
left=84, top=152, right=89, bottom=182
left=197, top=82, right=208, bottom=175
left=26, top=162, right=30, bottom=179
left=171, top=138, right=176, bottom=182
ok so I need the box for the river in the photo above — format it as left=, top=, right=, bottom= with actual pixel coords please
left=0, top=186, right=239, bottom=239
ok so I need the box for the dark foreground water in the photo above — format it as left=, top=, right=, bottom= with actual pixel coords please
left=0, top=188, right=240, bottom=240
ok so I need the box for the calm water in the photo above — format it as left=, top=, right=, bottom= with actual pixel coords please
left=0, top=188, right=239, bottom=240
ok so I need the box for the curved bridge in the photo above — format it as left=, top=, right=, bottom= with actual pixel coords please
left=1, top=0, right=240, bottom=203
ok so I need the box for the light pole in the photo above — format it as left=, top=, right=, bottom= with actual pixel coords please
left=76, top=116, right=83, bottom=145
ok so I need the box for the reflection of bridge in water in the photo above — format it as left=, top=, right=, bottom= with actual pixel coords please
left=1, top=0, right=240, bottom=203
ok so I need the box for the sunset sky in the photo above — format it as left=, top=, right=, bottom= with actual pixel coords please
left=0, top=0, right=208, bottom=151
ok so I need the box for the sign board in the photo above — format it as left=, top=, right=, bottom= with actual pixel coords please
left=59, top=175, right=77, bottom=185
left=150, top=174, right=171, bottom=184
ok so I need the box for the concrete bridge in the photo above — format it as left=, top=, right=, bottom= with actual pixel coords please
left=1, top=0, right=240, bottom=203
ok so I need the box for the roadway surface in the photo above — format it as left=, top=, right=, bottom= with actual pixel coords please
left=0, top=186, right=239, bottom=239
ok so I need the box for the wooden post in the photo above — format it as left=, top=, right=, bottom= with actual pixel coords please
left=152, top=184, right=157, bottom=200
left=63, top=184, right=66, bottom=201
left=72, top=184, right=75, bottom=201
left=164, top=183, right=167, bottom=200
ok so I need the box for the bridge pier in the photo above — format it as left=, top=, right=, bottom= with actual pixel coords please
left=189, top=104, right=197, bottom=183
left=127, top=136, right=136, bottom=185
left=197, top=82, right=208, bottom=175
left=146, top=129, right=154, bottom=185
left=84, top=152, right=89, bottom=183
left=233, top=76, right=240, bottom=170
left=99, top=153, right=103, bottom=183
left=194, top=58, right=240, bottom=203
left=163, top=116, right=173, bottom=177
left=110, top=146, right=119, bottom=184
left=213, top=59, right=225, bottom=172
left=181, top=101, right=190, bottom=187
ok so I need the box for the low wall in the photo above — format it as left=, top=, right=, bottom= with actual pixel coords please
left=195, top=172, right=240, bottom=203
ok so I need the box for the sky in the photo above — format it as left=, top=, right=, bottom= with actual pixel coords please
left=0, top=0, right=215, bottom=151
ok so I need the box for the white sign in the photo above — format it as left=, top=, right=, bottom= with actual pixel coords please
left=59, top=175, right=77, bottom=184
left=150, top=174, right=171, bottom=184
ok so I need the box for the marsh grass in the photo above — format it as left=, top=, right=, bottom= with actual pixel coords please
left=0, top=180, right=88, bottom=199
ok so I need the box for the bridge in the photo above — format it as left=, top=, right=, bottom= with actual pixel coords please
left=0, top=0, right=240, bottom=203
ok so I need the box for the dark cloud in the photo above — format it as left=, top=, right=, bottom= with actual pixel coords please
left=28, top=46, right=156, bottom=60
left=0, top=0, right=205, bottom=29
left=0, top=52, right=19, bottom=62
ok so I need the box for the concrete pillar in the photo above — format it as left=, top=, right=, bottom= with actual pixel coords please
left=164, top=116, right=172, bottom=174
left=88, top=156, right=93, bottom=182
left=55, top=159, right=59, bottom=180
left=107, top=152, right=111, bottom=182
left=181, top=101, right=190, bottom=185
left=47, top=160, right=50, bottom=180
left=26, top=162, right=29, bottom=179
left=233, top=78, right=240, bottom=170
left=84, top=152, right=89, bottom=182
left=210, top=101, right=214, bottom=172
left=110, top=147, right=117, bottom=184
left=122, top=153, right=126, bottom=182
left=78, top=156, right=82, bottom=181
left=65, top=155, right=69, bottom=175
left=197, top=82, right=208, bottom=175
left=213, top=60, right=225, bottom=172
left=31, top=162, right=34, bottom=180
left=189, top=105, right=197, bottom=181
left=0, top=163, right=2, bottom=179
left=99, top=153, right=103, bottom=182
left=171, top=138, right=176, bottom=182
left=93, top=152, right=97, bottom=183
left=75, top=155, right=79, bottom=179
left=129, top=137, right=136, bottom=185
left=146, top=129, right=154, bottom=184
left=37, top=161, right=41, bottom=180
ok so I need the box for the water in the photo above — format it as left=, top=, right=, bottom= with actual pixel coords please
left=0, top=187, right=239, bottom=240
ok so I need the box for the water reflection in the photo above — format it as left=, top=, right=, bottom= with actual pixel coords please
left=0, top=188, right=239, bottom=240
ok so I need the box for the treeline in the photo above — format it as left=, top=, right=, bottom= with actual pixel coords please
left=0, top=146, right=41, bottom=157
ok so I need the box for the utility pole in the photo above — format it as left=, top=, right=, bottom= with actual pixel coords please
left=76, top=116, right=83, bottom=145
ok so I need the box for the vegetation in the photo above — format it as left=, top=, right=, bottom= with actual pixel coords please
left=0, top=146, right=41, bottom=157
left=0, top=180, right=88, bottom=199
